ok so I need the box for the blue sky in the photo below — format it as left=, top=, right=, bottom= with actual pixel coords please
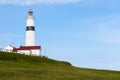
left=0, top=0, right=120, bottom=70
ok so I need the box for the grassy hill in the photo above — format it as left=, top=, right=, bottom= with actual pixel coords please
left=0, top=52, right=120, bottom=80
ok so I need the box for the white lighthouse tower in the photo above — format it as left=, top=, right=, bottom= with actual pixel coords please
left=26, top=9, right=35, bottom=46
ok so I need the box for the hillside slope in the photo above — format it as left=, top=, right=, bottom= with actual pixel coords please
left=0, top=52, right=120, bottom=80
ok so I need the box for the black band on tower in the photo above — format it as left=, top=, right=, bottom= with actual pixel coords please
left=26, top=26, right=35, bottom=31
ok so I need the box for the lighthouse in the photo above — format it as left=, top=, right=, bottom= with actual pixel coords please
left=12, top=9, right=41, bottom=56
left=26, top=9, right=35, bottom=46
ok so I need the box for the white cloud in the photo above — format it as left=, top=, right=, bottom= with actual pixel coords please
left=76, top=0, right=120, bottom=7
left=0, top=0, right=119, bottom=6
left=0, top=0, right=81, bottom=5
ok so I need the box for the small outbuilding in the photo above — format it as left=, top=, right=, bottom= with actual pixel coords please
left=13, top=46, right=41, bottom=56
left=2, top=45, right=14, bottom=52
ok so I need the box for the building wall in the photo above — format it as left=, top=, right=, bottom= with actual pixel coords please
left=2, top=45, right=13, bottom=52
left=17, top=49, right=40, bottom=56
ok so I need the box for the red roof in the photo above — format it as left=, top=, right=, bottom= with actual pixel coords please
left=13, top=46, right=41, bottom=52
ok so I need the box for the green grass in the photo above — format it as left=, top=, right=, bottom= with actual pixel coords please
left=0, top=51, right=120, bottom=80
